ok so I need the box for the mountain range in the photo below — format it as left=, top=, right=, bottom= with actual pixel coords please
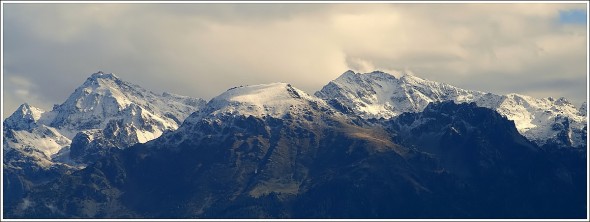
left=316, top=70, right=586, bottom=148
left=2, top=70, right=587, bottom=219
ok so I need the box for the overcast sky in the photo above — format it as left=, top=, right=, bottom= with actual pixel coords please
left=2, top=3, right=588, bottom=117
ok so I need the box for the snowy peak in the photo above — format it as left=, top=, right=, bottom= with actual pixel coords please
left=339, top=70, right=357, bottom=79
left=205, top=83, right=323, bottom=118
left=579, top=102, right=587, bottom=116
left=336, top=70, right=408, bottom=81
left=88, top=71, right=118, bottom=80
left=554, top=97, right=571, bottom=106
left=13, top=103, right=45, bottom=122
left=168, top=82, right=344, bottom=147
left=4, top=71, right=206, bottom=169
left=4, top=103, right=46, bottom=131
left=317, top=70, right=587, bottom=148
left=44, top=71, right=204, bottom=137
left=334, top=70, right=399, bottom=85
left=77, top=71, right=127, bottom=105
left=49, top=71, right=205, bottom=133
left=215, top=83, right=309, bottom=104
left=60, top=71, right=133, bottom=112
left=49, top=72, right=134, bottom=129
left=316, top=70, right=481, bottom=118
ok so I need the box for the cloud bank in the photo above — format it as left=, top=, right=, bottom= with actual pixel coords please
left=2, top=3, right=587, bottom=117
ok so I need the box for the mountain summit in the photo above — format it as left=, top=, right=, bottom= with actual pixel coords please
left=316, top=70, right=481, bottom=118
left=166, top=82, right=344, bottom=149
left=50, top=71, right=202, bottom=136
left=190, top=83, right=331, bottom=120
left=3, top=103, right=46, bottom=131
left=317, top=70, right=587, bottom=148
left=3, top=71, right=206, bottom=207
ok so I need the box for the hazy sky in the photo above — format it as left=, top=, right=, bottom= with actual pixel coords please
left=2, top=3, right=588, bottom=117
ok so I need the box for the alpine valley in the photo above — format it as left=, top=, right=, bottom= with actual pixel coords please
left=2, top=70, right=587, bottom=219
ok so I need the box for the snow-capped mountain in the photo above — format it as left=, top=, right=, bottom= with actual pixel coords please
left=3, top=71, right=206, bottom=169
left=164, top=82, right=343, bottom=147
left=5, top=72, right=587, bottom=219
left=316, top=70, right=587, bottom=148
left=488, top=94, right=586, bottom=148
left=187, top=82, right=333, bottom=120
left=12, top=92, right=586, bottom=219
left=3, top=104, right=72, bottom=171
left=3, top=103, right=46, bottom=131
left=50, top=71, right=203, bottom=139
left=316, top=70, right=482, bottom=118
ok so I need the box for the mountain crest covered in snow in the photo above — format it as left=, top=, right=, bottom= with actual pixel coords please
left=165, top=82, right=346, bottom=148
left=4, top=71, right=205, bottom=169
left=316, top=70, right=482, bottom=119
left=183, top=83, right=335, bottom=125
left=3, top=103, right=46, bottom=131
left=208, top=83, right=323, bottom=117
left=317, top=70, right=587, bottom=148
left=50, top=71, right=196, bottom=133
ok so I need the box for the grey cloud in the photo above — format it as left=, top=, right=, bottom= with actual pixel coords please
left=2, top=3, right=587, bottom=117
left=152, top=3, right=332, bottom=22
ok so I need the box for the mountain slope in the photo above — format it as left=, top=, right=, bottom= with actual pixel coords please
left=316, top=70, right=587, bottom=148
left=8, top=85, right=585, bottom=218
left=4, top=71, right=205, bottom=164
left=159, top=82, right=355, bottom=150
left=4, top=71, right=586, bottom=219
left=7, top=83, right=411, bottom=218
left=4, top=103, right=47, bottom=131
left=192, top=83, right=329, bottom=118
left=3, top=71, right=206, bottom=210
left=50, top=72, right=203, bottom=139
left=315, top=70, right=482, bottom=118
